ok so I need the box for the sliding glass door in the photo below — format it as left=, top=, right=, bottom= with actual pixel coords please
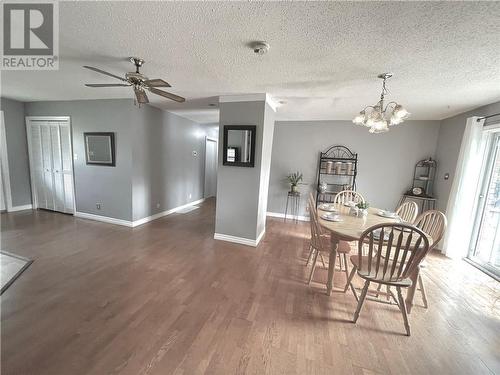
left=468, top=132, right=500, bottom=278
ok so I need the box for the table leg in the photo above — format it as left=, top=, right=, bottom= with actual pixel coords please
left=327, top=236, right=339, bottom=296
left=405, top=266, right=420, bottom=314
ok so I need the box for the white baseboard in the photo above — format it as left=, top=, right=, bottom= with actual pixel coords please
left=214, top=229, right=266, bottom=247
left=75, top=211, right=133, bottom=227
left=8, top=204, right=33, bottom=212
left=75, top=198, right=206, bottom=228
left=132, top=198, right=206, bottom=227
left=266, top=211, right=309, bottom=222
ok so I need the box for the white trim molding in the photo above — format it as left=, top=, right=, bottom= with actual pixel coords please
left=218, top=93, right=278, bottom=112
left=214, top=230, right=266, bottom=247
left=8, top=204, right=33, bottom=212
left=75, top=211, right=133, bottom=227
left=266, top=211, right=310, bottom=222
left=75, top=198, right=206, bottom=228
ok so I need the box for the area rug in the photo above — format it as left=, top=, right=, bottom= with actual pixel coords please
left=0, top=251, right=33, bottom=294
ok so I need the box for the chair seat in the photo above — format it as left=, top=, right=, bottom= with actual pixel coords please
left=319, top=234, right=351, bottom=253
left=349, top=255, right=412, bottom=287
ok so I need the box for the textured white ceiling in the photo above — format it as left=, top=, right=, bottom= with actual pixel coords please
left=2, top=1, right=500, bottom=123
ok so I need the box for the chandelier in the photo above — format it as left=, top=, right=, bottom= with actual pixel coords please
left=352, top=73, right=410, bottom=133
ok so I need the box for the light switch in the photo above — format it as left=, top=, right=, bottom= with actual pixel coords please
left=444, top=173, right=449, bottom=180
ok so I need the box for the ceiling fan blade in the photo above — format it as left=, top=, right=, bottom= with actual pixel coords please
left=149, top=87, right=185, bottom=103
left=83, top=65, right=127, bottom=82
left=85, top=83, right=130, bottom=87
left=134, top=88, right=149, bottom=104
left=144, top=78, right=171, bottom=88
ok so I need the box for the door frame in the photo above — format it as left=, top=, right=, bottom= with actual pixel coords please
left=25, top=116, right=76, bottom=213
left=204, top=136, right=218, bottom=198
left=467, top=130, right=500, bottom=280
left=0, top=111, right=13, bottom=211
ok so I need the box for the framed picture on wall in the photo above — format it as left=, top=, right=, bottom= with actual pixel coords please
left=84, top=132, right=115, bottom=166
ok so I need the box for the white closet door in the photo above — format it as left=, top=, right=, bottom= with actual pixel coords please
left=50, top=124, right=65, bottom=212
left=27, top=118, right=74, bottom=214
left=29, top=124, right=48, bottom=209
left=59, top=123, right=74, bottom=213
left=40, top=123, right=55, bottom=211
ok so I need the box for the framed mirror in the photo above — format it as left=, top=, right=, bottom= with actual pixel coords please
left=84, top=132, right=115, bottom=166
left=223, top=125, right=256, bottom=167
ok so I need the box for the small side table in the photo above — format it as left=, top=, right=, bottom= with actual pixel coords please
left=284, top=191, right=301, bottom=223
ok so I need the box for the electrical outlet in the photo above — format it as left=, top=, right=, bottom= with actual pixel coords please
left=192, top=150, right=198, bottom=157
left=96, top=203, right=101, bottom=210
left=156, top=203, right=160, bottom=209
left=188, top=193, right=192, bottom=199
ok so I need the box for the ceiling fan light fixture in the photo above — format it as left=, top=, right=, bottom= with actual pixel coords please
left=83, top=57, right=186, bottom=106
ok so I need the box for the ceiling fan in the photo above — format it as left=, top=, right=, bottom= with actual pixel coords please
left=83, top=57, right=185, bottom=105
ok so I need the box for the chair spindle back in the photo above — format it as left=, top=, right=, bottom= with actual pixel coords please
left=396, top=201, right=419, bottom=223
left=413, top=210, right=447, bottom=250
left=334, top=190, right=365, bottom=205
left=357, top=223, right=430, bottom=282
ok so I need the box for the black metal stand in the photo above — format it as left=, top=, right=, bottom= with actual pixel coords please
left=316, top=145, right=358, bottom=206
left=284, top=191, right=301, bottom=223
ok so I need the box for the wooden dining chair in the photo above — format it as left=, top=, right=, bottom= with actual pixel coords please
left=349, top=223, right=430, bottom=336
left=334, top=190, right=365, bottom=205
left=413, top=210, right=447, bottom=308
left=396, top=201, right=419, bottom=223
left=306, top=199, right=351, bottom=286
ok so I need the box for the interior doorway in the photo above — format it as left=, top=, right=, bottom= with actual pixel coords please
left=204, top=137, right=218, bottom=198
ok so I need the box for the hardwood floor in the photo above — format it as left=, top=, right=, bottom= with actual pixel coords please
left=1, top=199, right=499, bottom=375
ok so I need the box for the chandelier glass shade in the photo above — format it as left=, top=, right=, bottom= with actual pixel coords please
left=353, top=73, right=410, bottom=133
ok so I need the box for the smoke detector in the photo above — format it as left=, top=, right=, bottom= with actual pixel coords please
left=252, top=41, right=270, bottom=55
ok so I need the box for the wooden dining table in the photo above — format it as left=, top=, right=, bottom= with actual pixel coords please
left=317, top=203, right=433, bottom=313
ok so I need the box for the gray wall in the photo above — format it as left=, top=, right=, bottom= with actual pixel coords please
left=216, top=100, right=273, bottom=240
left=0, top=98, right=32, bottom=207
left=434, top=101, right=500, bottom=211
left=131, top=105, right=210, bottom=221
left=25, top=99, right=213, bottom=222
left=268, top=120, right=440, bottom=217
left=25, top=99, right=136, bottom=220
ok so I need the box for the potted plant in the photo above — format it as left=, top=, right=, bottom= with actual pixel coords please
left=287, top=172, right=303, bottom=193
left=356, top=201, right=370, bottom=216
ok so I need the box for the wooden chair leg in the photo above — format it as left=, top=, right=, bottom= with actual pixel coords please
left=342, top=253, right=349, bottom=283
left=397, top=286, right=411, bottom=336
left=306, top=245, right=315, bottom=266
left=375, top=283, right=383, bottom=297
left=353, top=280, right=370, bottom=323
left=308, top=250, right=320, bottom=285
left=319, top=253, right=327, bottom=269
left=386, top=285, right=391, bottom=301
left=418, top=274, right=428, bottom=308
left=344, top=265, right=357, bottom=293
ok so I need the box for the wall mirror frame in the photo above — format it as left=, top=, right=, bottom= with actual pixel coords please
left=223, top=125, right=256, bottom=167
left=84, top=132, right=116, bottom=166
